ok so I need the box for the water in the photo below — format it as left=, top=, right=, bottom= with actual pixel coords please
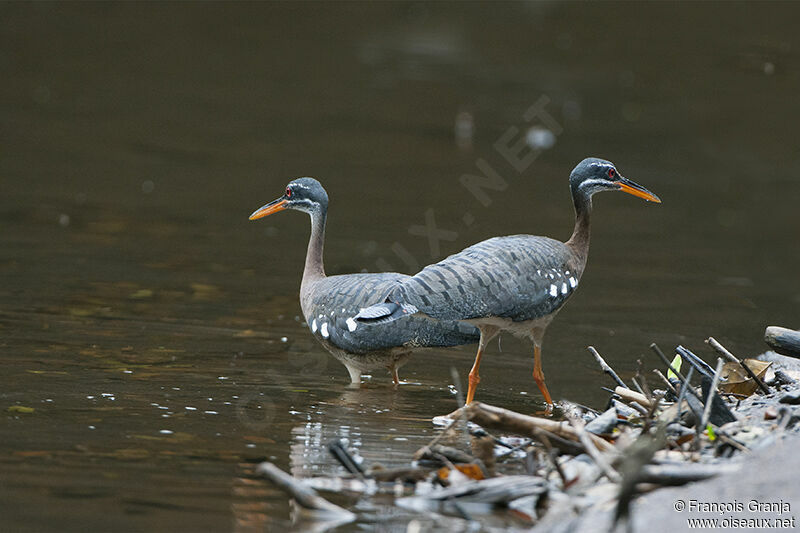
left=2, top=3, right=799, bottom=531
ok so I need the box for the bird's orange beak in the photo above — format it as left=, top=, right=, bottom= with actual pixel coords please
left=249, top=198, right=289, bottom=220
left=617, top=177, right=661, bottom=203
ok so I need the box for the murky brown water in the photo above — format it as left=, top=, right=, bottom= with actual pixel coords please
left=2, top=3, right=799, bottom=531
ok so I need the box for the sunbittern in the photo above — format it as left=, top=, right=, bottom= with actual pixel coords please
left=249, top=177, right=479, bottom=384
left=355, top=158, right=661, bottom=407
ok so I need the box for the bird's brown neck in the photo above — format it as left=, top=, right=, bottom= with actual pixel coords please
left=565, top=191, right=592, bottom=275
left=301, top=210, right=327, bottom=290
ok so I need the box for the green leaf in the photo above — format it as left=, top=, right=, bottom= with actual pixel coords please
left=667, top=354, right=682, bottom=380
left=706, top=424, right=716, bottom=441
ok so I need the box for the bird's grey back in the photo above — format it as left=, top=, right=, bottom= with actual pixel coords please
left=388, top=235, right=582, bottom=323
left=303, top=272, right=479, bottom=354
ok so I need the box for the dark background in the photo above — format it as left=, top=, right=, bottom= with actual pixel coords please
left=1, top=3, right=798, bottom=531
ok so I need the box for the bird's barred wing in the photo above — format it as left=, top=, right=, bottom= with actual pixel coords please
left=304, top=273, right=478, bottom=354
left=390, top=235, right=580, bottom=323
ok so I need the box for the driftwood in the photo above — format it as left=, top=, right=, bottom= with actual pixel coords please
left=764, top=326, right=800, bottom=359
left=459, top=402, right=615, bottom=453
left=637, top=463, right=738, bottom=486
left=256, top=462, right=356, bottom=519
left=614, top=386, right=653, bottom=409
left=399, top=475, right=547, bottom=505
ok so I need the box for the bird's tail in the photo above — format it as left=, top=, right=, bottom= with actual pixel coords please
left=354, top=301, right=418, bottom=325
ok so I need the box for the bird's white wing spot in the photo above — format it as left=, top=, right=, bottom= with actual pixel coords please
left=549, top=284, right=558, bottom=297
left=561, top=282, right=568, bottom=295
left=346, top=317, right=358, bottom=332
left=320, top=322, right=329, bottom=339
left=569, top=276, right=578, bottom=288
left=311, top=319, right=317, bottom=333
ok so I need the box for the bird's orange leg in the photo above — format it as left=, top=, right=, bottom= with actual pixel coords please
left=532, top=344, right=553, bottom=407
left=466, top=346, right=484, bottom=404
left=465, top=327, right=498, bottom=404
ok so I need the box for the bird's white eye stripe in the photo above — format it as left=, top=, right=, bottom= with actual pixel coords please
left=578, top=178, right=610, bottom=190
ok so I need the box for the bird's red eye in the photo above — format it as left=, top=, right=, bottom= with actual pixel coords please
left=285, top=188, right=292, bottom=198
left=607, top=168, right=615, bottom=178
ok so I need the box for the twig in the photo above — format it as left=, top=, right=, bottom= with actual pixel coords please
left=256, top=462, right=356, bottom=519
left=650, top=343, right=704, bottom=403
left=569, top=417, right=621, bottom=483
left=588, top=346, right=628, bottom=389
left=628, top=401, right=650, bottom=416
left=495, top=439, right=534, bottom=461
left=414, top=417, right=459, bottom=461
left=674, top=366, right=703, bottom=424
left=328, top=439, right=367, bottom=480
left=532, top=431, right=570, bottom=487
left=715, top=432, right=749, bottom=453
left=676, top=346, right=714, bottom=379
left=450, top=367, right=471, bottom=442
left=636, top=359, right=653, bottom=400
left=652, top=369, right=678, bottom=396
left=697, top=359, right=725, bottom=448
left=706, top=337, right=770, bottom=394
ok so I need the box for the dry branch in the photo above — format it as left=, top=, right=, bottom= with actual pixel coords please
left=256, top=462, right=356, bottom=519
left=459, top=402, right=615, bottom=453
left=588, top=346, right=628, bottom=389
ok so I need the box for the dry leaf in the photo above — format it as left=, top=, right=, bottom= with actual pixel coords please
left=719, top=359, right=771, bottom=396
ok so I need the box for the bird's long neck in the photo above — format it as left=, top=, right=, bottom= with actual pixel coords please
left=565, top=187, right=592, bottom=275
left=302, top=209, right=327, bottom=287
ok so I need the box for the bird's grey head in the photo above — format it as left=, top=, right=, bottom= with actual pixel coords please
left=249, top=177, right=329, bottom=221
left=570, top=157, right=661, bottom=203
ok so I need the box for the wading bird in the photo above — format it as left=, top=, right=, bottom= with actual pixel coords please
left=249, top=177, right=479, bottom=384
left=355, top=158, right=661, bottom=407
